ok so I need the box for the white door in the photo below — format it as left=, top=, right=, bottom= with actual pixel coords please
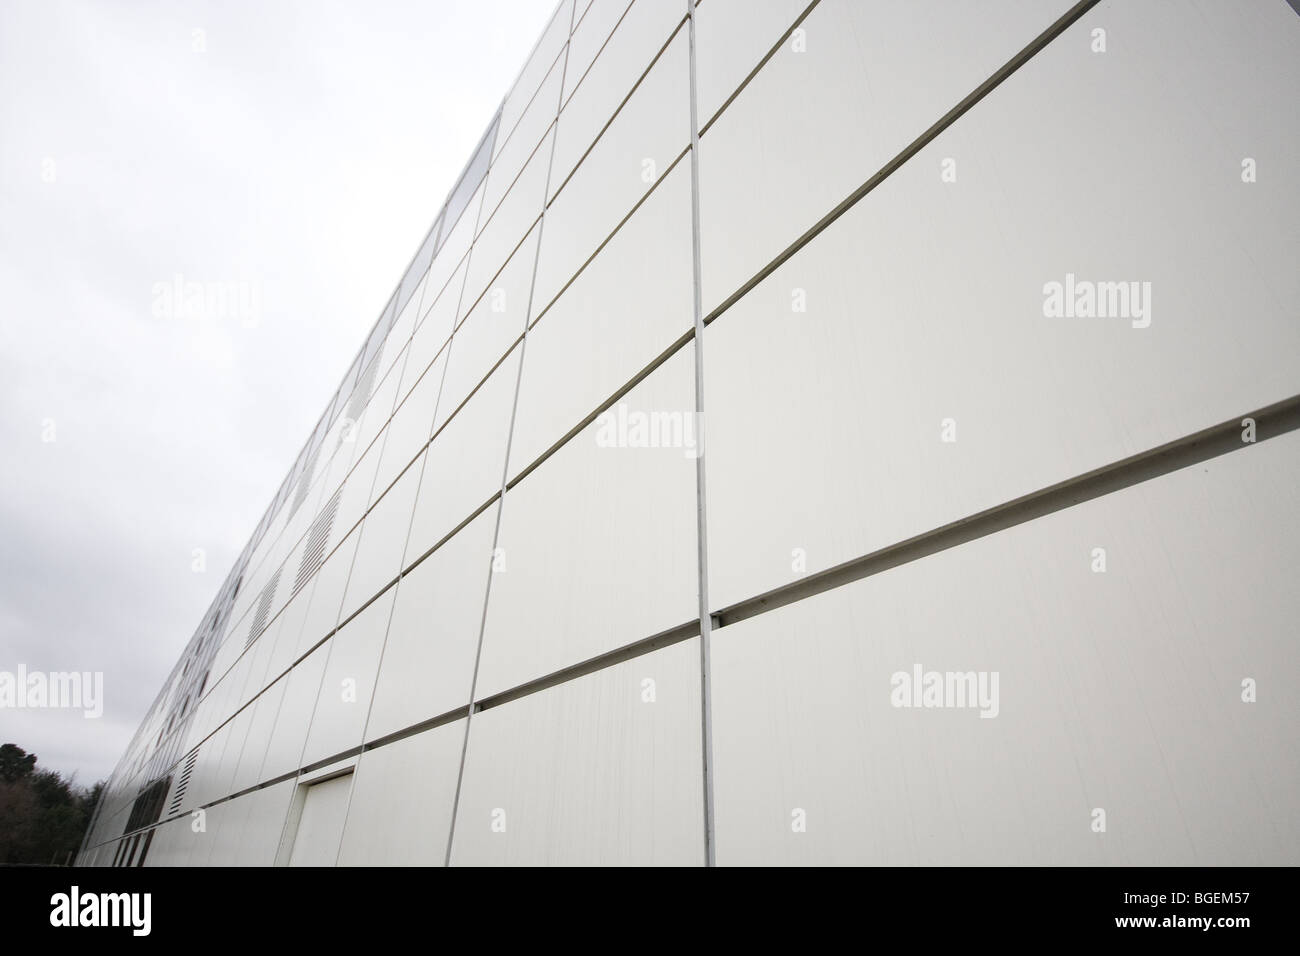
left=287, top=773, right=353, bottom=867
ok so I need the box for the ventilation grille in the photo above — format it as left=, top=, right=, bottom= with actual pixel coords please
left=244, top=567, right=282, bottom=650
left=293, top=487, right=342, bottom=597
left=344, top=351, right=384, bottom=439
left=286, top=441, right=324, bottom=522
left=168, top=749, right=198, bottom=815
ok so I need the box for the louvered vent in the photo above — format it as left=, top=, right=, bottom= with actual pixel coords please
left=168, top=749, right=198, bottom=815
left=244, top=567, right=282, bottom=650
left=286, top=441, right=324, bottom=522
left=293, top=487, right=342, bottom=597
left=342, top=351, right=384, bottom=443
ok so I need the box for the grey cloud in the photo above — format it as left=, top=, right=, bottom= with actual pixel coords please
left=0, top=0, right=554, bottom=782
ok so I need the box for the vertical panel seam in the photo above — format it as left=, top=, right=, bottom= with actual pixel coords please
left=443, top=0, right=578, bottom=868
left=686, top=0, right=716, bottom=869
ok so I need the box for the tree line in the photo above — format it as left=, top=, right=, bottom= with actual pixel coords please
left=0, top=743, right=103, bottom=865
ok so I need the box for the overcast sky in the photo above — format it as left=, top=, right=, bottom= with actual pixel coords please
left=0, top=0, right=558, bottom=784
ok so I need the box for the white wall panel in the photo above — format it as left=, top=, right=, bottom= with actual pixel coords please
left=367, top=507, right=496, bottom=739
left=694, top=0, right=808, bottom=123
left=337, top=721, right=464, bottom=866
left=234, top=779, right=295, bottom=866
left=317, top=425, right=360, bottom=510
left=382, top=274, right=425, bottom=376
left=223, top=653, right=257, bottom=717
left=340, top=457, right=421, bottom=623
left=483, top=57, right=562, bottom=221
left=179, top=797, right=229, bottom=866
left=378, top=369, right=446, bottom=516
left=274, top=495, right=319, bottom=582
left=204, top=614, right=248, bottom=693
left=177, top=692, right=216, bottom=762
left=562, top=0, right=634, bottom=104
left=420, top=183, right=482, bottom=330
left=510, top=159, right=693, bottom=479
left=185, top=721, right=230, bottom=809
left=230, top=674, right=287, bottom=793
left=464, top=130, right=552, bottom=314
left=704, top=0, right=1300, bottom=609
left=355, top=343, right=407, bottom=455
left=403, top=264, right=461, bottom=403
left=264, top=582, right=313, bottom=678
left=207, top=790, right=252, bottom=866
left=293, top=526, right=359, bottom=658
left=334, top=434, right=385, bottom=543
left=699, top=0, right=1075, bottom=312
left=141, top=818, right=188, bottom=867
left=210, top=700, right=255, bottom=801
left=573, top=0, right=596, bottom=28
left=301, top=589, right=397, bottom=767
left=537, top=28, right=690, bottom=308
left=712, top=431, right=1300, bottom=865
left=479, top=345, right=697, bottom=698
left=259, top=646, right=328, bottom=781
left=438, top=223, right=539, bottom=431
left=495, top=0, right=573, bottom=157
left=241, top=603, right=283, bottom=698
left=450, top=639, right=703, bottom=865
left=553, top=0, right=683, bottom=195
left=406, top=349, right=518, bottom=559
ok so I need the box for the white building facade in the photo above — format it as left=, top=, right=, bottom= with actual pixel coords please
left=80, top=0, right=1300, bottom=866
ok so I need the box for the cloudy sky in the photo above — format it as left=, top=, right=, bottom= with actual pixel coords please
left=0, top=0, right=557, bottom=784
